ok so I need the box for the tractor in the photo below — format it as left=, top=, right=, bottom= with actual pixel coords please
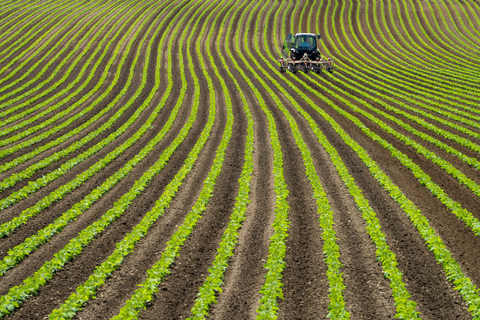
left=278, top=33, right=333, bottom=74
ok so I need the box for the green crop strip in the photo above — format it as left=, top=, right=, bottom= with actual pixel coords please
left=330, top=1, right=480, bottom=125
left=318, top=1, right=480, bottom=150
left=187, top=0, right=255, bottom=318
left=324, top=0, right=480, bottom=119
left=421, top=0, right=480, bottom=61
left=47, top=0, right=212, bottom=318
left=304, top=70, right=480, bottom=240
left=261, top=1, right=351, bottom=318
left=110, top=0, right=232, bottom=318
left=0, top=0, right=187, bottom=240
left=0, top=0, right=94, bottom=81
left=378, top=0, right=480, bottom=90
left=0, top=0, right=190, bottom=274
left=319, top=71, right=480, bottom=170
left=0, top=0, right=81, bottom=64
left=342, top=0, right=480, bottom=96
left=225, top=1, right=292, bottom=318
left=321, top=0, right=480, bottom=137
left=0, top=2, right=207, bottom=314
left=0, top=0, right=159, bottom=140
left=0, top=0, right=132, bottom=114
left=363, top=0, right=480, bottom=87
left=0, top=0, right=172, bottom=211
left=0, top=0, right=152, bottom=183
left=342, top=0, right=480, bottom=102
left=0, top=3, right=149, bottom=174
left=436, top=0, right=480, bottom=48
left=0, top=0, right=55, bottom=37
left=0, top=0, right=130, bottom=125
left=401, top=0, right=480, bottom=69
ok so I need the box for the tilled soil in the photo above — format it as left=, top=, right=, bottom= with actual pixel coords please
left=1, top=0, right=479, bottom=319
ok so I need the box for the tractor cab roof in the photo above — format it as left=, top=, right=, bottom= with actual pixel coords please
left=295, top=33, right=316, bottom=37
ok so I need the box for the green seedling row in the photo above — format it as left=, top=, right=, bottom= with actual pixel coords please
left=0, top=0, right=183, bottom=240
left=0, top=0, right=132, bottom=113
left=230, top=1, right=292, bottom=318
left=0, top=0, right=188, bottom=275
left=0, top=0, right=90, bottom=80
left=111, top=0, right=229, bottom=318
left=0, top=1, right=204, bottom=313
left=187, top=0, right=255, bottom=317
left=47, top=1, right=205, bottom=317
left=0, top=0, right=170, bottom=212
left=0, top=0, right=83, bottom=71
left=0, top=0, right=160, bottom=141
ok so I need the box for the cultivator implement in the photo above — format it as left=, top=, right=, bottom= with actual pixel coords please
left=279, top=52, right=333, bottom=74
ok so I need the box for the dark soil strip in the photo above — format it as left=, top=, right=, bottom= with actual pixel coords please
left=260, top=2, right=396, bottom=318
left=273, top=97, right=330, bottom=319
left=138, top=51, right=248, bottom=320
left=0, top=0, right=156, bottom=147
left=207, top=52, right=275, bottom=320
left=308, top=100, right=471, bottom=319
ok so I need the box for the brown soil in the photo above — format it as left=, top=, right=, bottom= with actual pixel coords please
left=1, top=0, right=479, bottom=319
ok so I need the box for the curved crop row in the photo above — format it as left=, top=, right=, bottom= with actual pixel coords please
left=0, top=0, right=162, bottom=187
left=0, top=1, right=147, bottom=173
left=225, top=1, right=293, bottom=318
left=0, top=0, right=171, bottom=213
left=46, top=1, right=211, bottom=317
left=369, top=0, right=480, bottom=88
left=0, top=0, right=188, bottom=273
left=109, top=1, right=231, bottom=317
left=187, top=0, right=256, bottom=317
left=0, top=0, right=132, bottom=127
left=0, top=0, right=206, bottom=313
left=244, top=0, right=348, bottom=317
left=343, top=0, right=480, bottom=104
left=0, top=0, right=130, bottom=113
left=0, top=0, right=93, bottom=79
left=322, top=1, right=480, bottom=142
left=368, top=0, right=480, bottom=105
left=0, top=0, right=158, bottom=141
left=324, top=72, right=480, bottom=170
left=0, top=0, right=81, bottom=63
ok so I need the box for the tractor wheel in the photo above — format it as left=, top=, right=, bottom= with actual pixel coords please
left=279, top=66, right=285, bottom=73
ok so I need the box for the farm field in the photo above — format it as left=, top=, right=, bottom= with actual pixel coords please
left=0, top=0, right=479, bottom=318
